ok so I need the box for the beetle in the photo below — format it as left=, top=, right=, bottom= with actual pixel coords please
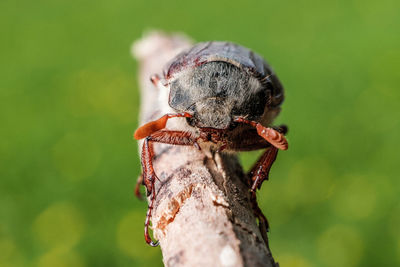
left=134, top=41, right=288, bottom=247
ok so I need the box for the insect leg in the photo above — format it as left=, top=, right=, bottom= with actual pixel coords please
left=150, top=74, right=161, bottom=86
left=249, top=147, right=279, bottom=192
left=229, top=122, right=287, bottom=247
left=233, top=118, right=288, bottom=150
left=134, top=112, right=193, bottom=140
left=140, top=130, right=199, bottom=247
left=141, top=137, right=160, bottom=246
left=250, top=192, right=271, bottom=247
left=247, top=124, right=287, bottom=189
left=134, top=173, right=144, bottom=200
left=144, top=188, right=159, bottom=247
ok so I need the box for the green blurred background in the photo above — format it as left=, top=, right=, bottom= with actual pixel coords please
left=1, top=0, right=399, bottom=266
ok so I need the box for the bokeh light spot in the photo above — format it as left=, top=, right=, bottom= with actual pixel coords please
left=317, top=224, right=363, bottom=267
left=0, top=238, right=24, bottom=267
left=52, top=132, right=102, bottom=181
left=65, top=69, right=136, bottom=124
left=258, top=158, right=335, bottom=226
left=33, top=202, right=85, bottom=249
left=331, top=175, right=377, bottom=220
left=284, top=158, right=335, bottom=205
left=37, top=247, right=85, bottom=267
left=116, top=211, right=159, bottom=260
left=388, top=204, right=400, bottom=236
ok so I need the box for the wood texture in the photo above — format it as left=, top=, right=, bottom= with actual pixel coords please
left=132, top=32, right=278, bottom=267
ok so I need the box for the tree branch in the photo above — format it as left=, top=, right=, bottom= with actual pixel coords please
left=132, top=31, right=278, bottom=267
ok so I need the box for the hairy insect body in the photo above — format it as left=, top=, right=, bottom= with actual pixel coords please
left=156, top=61, right=278, bottom=152
left=169, top=62, right=265, bottom=129
left=135, top=41, right=289, bottom=247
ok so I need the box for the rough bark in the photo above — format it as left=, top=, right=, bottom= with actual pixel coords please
left=132, top=31, right=278, bottom=267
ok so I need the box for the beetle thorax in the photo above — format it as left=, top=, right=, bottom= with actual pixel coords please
left=191, top=97, right=232, bottom=129
left=168, top=61, right=267, bottom=129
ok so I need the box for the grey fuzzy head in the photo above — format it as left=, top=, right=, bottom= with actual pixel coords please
left=169, top=61, right=268, bottom=129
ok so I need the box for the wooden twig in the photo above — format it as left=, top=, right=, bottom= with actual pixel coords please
left=132, top=31, right=278, bottom=267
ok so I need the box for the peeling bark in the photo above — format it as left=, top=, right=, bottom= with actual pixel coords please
left=132, top=31, right=278, bottom=267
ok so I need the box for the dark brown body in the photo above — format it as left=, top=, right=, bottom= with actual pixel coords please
left=134, top=41, right=289, bottom=247
left=166, top=42, right=284, bottom=129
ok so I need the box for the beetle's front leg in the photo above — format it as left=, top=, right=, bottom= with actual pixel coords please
left=134, top=113, right=192, bottom=140
left=249, top=146, right=278, bottom=192
left=246, top=125, right=287, bottom=246
left=247, top=125, right=288, bottom=192
left=234, top=117, right=288, bottom=150
left=134, top=173, right=144, bottom=200
left=233, top=117, right=288, bottom=190
left=140, top=137, right=160, bottom=246
left=139, top=130, right=199, bottom=247
left=250, top=192, right=271, bottom=246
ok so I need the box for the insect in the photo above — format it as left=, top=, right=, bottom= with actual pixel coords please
left=134, top=41, right=288, bottom=247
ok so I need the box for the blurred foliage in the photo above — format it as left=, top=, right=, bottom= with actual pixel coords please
left=0, top=0, right=399, bottom=266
